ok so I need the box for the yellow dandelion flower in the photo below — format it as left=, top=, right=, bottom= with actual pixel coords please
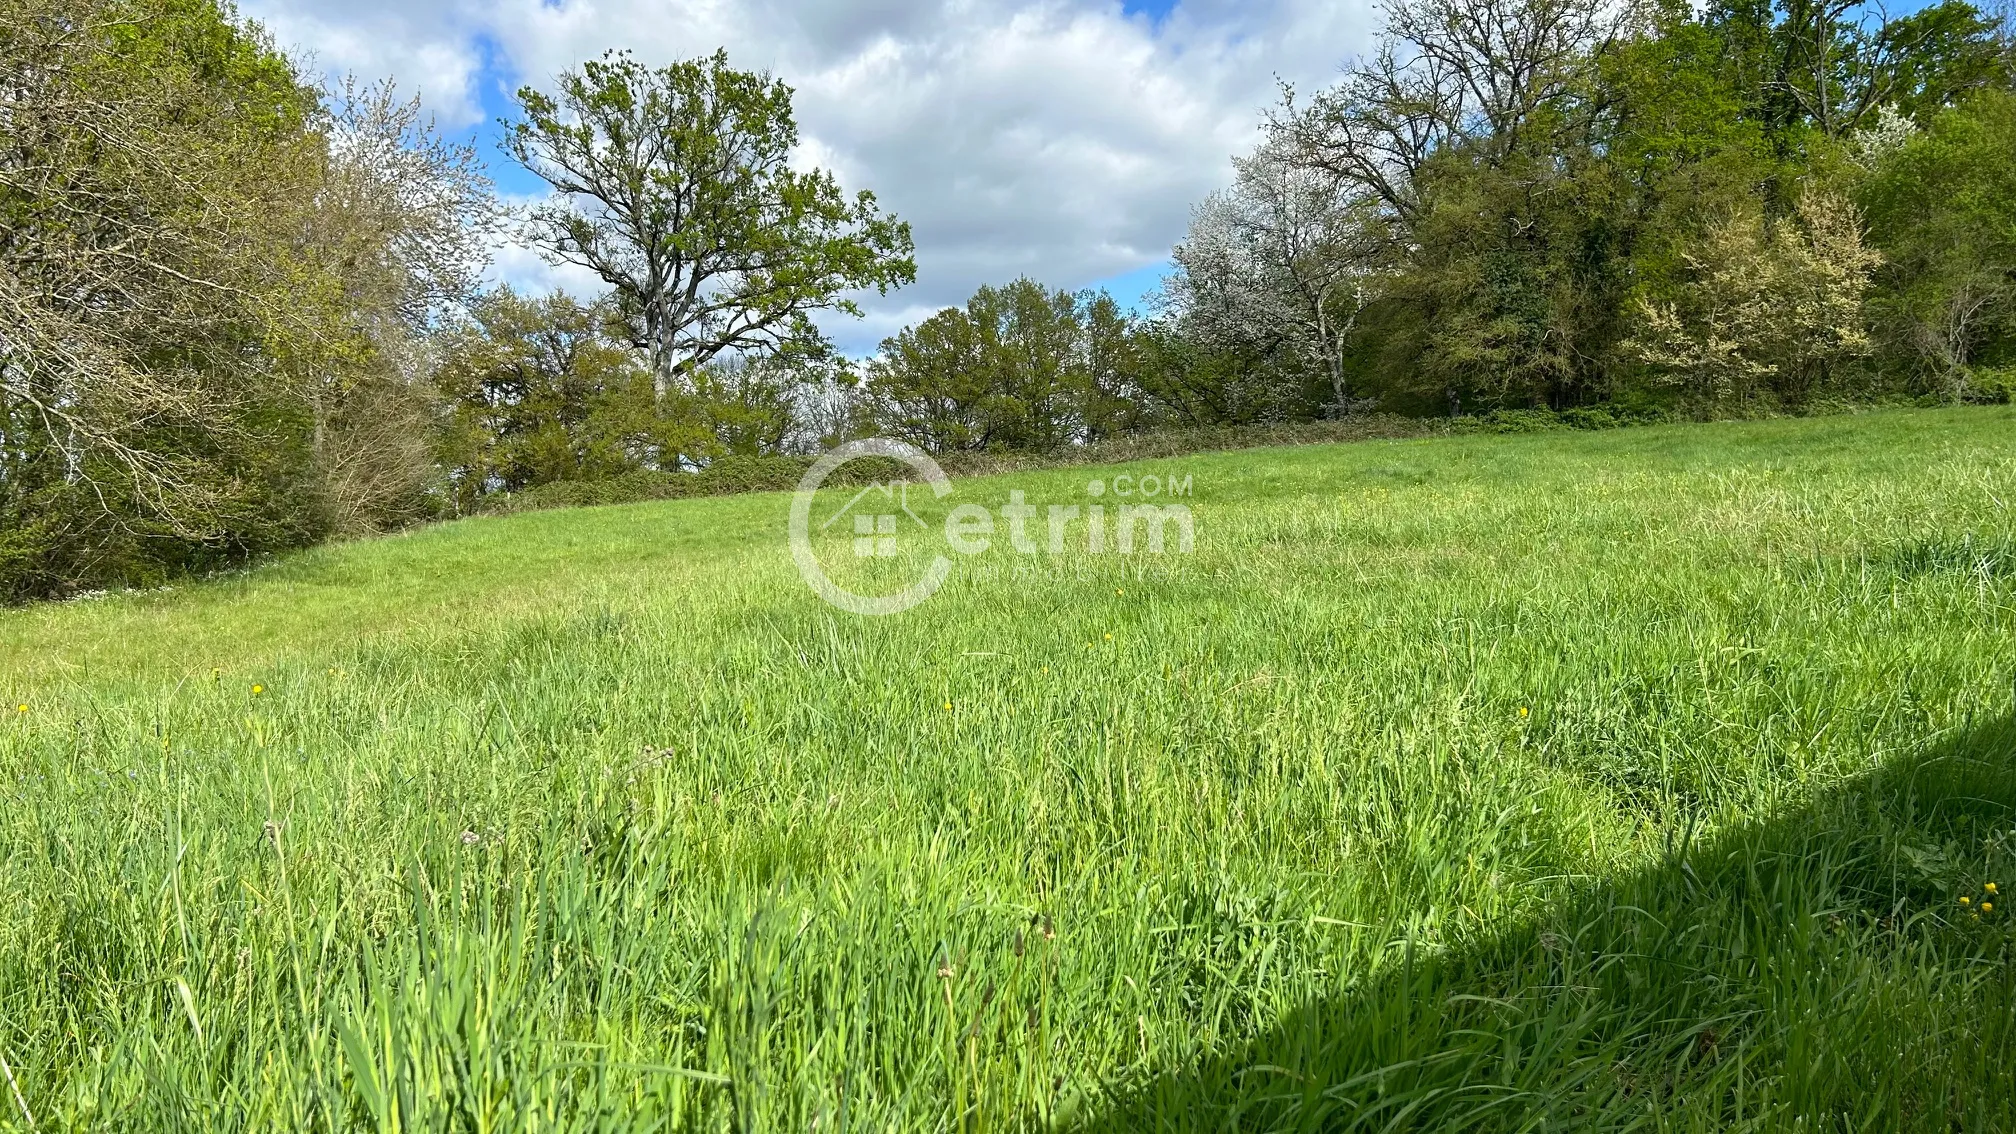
left=1104, top=633, right=1113, bottom=641
left=942, top=701, right=952, bottom=711
left=251, top=684, right=265, bottom=695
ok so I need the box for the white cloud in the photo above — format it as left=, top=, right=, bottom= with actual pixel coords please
left=251, top=0, right=491, bottom=125
left=241, top=0, right=1380, bottom=351
left=484, top=242, right=607, bottom=299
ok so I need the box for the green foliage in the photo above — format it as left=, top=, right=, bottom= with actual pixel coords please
left=1449, top=404, right=1675, bottom=433
left=1133, top=0, right=2016, bottom=423
left=866, top=279, right=1135, bottom=452
left=1120, top=322, right=1315, bottom=427
left=480, top=455, right=825, bottom=515
left=0, top=0, right=493, bottom=601
left=0, top=0, right=333, bottom=601
left=690, top=356, right=841, bottom=458
left=1859, top=0, right=2013, bottom=126
left=432, top=288, right=667, bottom=513
left=432, top=288, right=865, bottom=511
left=504, top=49, right=916, bottom=388
left=1385, top=145, right=1635, bottom=410
left=1859, top=89, right=2016, bottom=400
left=95, top=0, right=318, bottom=134
left=1626, top=188, right=1883, bottom=410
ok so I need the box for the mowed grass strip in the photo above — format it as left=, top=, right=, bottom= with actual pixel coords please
left=1, top=407, right=2014, bottom=1131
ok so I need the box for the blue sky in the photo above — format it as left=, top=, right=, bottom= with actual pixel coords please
left=247, top=0, right=1380, bottom=348
left=1122, top=0, right=1182, bottom=24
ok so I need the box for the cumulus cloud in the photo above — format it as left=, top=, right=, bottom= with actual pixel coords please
left=239, top=0, right=1379, bottom=351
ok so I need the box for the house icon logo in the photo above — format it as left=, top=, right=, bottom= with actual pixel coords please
left=789, top=438, right=955, bottom=615
left=825, top=480, right=929, bottom=559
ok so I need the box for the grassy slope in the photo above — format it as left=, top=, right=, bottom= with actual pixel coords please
left=2, top=407, right=2014, bottom=1131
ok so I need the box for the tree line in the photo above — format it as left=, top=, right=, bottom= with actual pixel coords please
left=1, top=0, right=492, bottom=598
left=4, top=0, right=2014, bottom=600
left=870, top=0, right=2016, bottom=438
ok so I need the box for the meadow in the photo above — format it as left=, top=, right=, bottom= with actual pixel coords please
left=2, top=407, right=2015, bottom=1131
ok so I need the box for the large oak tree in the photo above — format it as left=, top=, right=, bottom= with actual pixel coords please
left=504, top=50, right=917, bottom=397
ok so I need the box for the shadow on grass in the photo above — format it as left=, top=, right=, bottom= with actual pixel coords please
left=1067, top=712, right=2016, bottom=1132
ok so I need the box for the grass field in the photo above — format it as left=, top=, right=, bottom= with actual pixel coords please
left=3, top=407, right=2016, bottom=1131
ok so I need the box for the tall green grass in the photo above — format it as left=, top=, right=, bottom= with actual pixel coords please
left=1, top=407, right=2013, bottom=1131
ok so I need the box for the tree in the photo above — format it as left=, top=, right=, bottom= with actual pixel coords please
left=504, top=50, right=916, bottom=396
left=1265, top=0, right=1644, bottom=412
left=432, top=288, right=661, bottom=512
left=0, top=0, right=328, bottom=597
left=1078, top=291, right=1148, bottom=439
left=0, top=0, right=499, bottom=598
left=1859, top=90, right=2016, bottom=400
left=1284, top=0, right=1630, bottom=222
left=1121, top=321, right=1312, bottom=426
left=1626, top=188, right=1880, bottom=405
left=305, top=80, right=497, bottom=533
left=1164, top=136, right=1383, bottom=416
left=866, top=279, right=1128, bottom=452
left=1711, top=0, right=2010, bottom=146
left=691, top=354, right=851, bottom=457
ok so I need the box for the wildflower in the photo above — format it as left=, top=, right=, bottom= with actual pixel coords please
left=942, top=701, right=952, bottom=711
left=1116, top=589, right=1124, bottom=596
left=251, top=684, right=265, bottom=695
left=460, top=830, right=481, bottom=846
left=1519, top=707, right=1530, bottom=718
left=1041, top=666, right=1050, bottom=674
left=1104, top=633, right=1113, bottom=641
left=1961, top=896, right=1972, bottom=906
left=1989, top=882, right=2000, bottom=895
left=1984, top=902, right=1995, bottom=913
left=13, top=704, right=24, bottom=714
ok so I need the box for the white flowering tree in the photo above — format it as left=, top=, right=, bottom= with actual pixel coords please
left=1164, top=137, right=1384, bottom=416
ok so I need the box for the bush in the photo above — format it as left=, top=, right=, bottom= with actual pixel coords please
left=481, top=456, right=859, bottom=516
